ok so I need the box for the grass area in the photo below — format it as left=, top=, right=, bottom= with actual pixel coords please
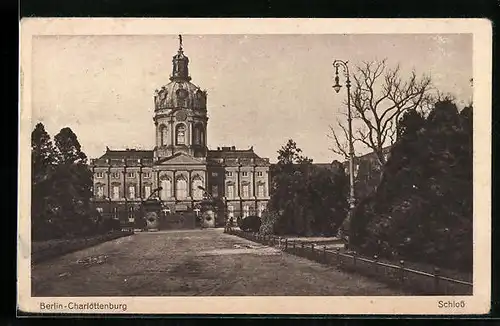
left=31, top=231, right=134, bottom=264
left=31, top=229, right=404, bottom=296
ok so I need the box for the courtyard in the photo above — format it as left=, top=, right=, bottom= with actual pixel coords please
left=32, top=229, right=404, bottom=296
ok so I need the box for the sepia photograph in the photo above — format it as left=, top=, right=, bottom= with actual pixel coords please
left=18, top=18, right=491, bottom=315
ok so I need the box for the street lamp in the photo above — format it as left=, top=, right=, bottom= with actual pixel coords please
left=333, top=59, right=356, bottom=248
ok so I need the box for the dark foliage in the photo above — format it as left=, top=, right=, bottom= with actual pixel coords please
left=351, top=100, right=473, bottom=272
left=31, top=123, right=95, bottom=240
left=267, top=139, right=349, bottom=236
left=239, top=215, right=262, bottom=233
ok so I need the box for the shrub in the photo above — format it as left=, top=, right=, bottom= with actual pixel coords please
left=98, top=218, right=121, bottom=234
left=134, top=216, right=147, bottom=229
left=239, top=215, right=262, bottom=232
left=259, top=210, right=279, bottom=235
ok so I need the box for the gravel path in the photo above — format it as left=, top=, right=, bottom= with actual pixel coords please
left=31, top=229, right=404, bottom=296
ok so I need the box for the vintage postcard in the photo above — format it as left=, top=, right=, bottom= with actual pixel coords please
left=18, top=18, right=491, bottom=315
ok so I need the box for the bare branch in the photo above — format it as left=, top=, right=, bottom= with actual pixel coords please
left=327, top=123, right=349, bottom=159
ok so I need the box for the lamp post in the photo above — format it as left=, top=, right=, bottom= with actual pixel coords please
left=332, top=59, right=355, bottom=248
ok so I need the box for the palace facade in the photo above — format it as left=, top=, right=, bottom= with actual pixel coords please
left=90, top=37, right=271, bottom=227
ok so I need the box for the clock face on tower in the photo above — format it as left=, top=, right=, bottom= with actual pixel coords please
left=176, top=110, right=188, bottom=121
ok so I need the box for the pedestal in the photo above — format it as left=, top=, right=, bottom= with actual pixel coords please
left=142, top=199, right=163, bottom=231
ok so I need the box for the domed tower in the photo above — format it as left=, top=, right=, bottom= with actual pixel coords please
left=153, top=35, right=208, bottom=159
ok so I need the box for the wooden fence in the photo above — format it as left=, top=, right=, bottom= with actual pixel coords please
left=226, top=228, right=472, bottom=295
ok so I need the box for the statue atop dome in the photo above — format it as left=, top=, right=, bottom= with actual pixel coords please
left=171, top=34, right=191, bottom=81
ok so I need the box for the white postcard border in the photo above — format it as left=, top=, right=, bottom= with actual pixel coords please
left=18, top=18, right=492, bottom=315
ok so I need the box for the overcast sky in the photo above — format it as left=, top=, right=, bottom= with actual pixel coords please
left=31, top=34, right=472, bottom=163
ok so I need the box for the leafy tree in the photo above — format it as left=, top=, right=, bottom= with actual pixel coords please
left=268, top=140, right=348, bottom=236
left=53, top=127, right=93, bottom=237
left=31, top=123, right=59, bottom=240
left=54, top=127, right=88, bottom=165
left=352, top=100, right=473, bottom=272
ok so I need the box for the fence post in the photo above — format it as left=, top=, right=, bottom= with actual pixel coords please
left=353, top=251, right=357, bottom=267
left=434, top=267, right=440, bottom=294
left=399, top=260, right=405, bottom=285
left=323, top=246, right=327, bottom=263
left=373, top=255, right=378, bottom=274
left=336, top=247, right=342, bottom=266
left=285, top=239, right=288, bottom=251
left=301, top=242, right=304, bottom=256
left=292, top=241, right=296, bottom=253
left=311, top=243, right=315, bottom=259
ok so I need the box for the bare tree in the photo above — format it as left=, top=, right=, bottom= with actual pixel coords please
left=329, top=59, right=432, bottom=167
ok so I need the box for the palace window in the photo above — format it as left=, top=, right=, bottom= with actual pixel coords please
left=257, top=204, right=264, bottom=217
left=242, top=184, right=250, bottom=198
left=192, top=178, right=204, bottom=199
left=111, top=172, right=120, bottom=179
left=112, top=186, right=120, bottom=200
left=211, top=172, right=218, bottom=177
left=143, top=172, right=151, bottom=178
left=95, top=172, right=104, bottom=178
left=160, top=179, right=172, bottom=199
left=241, top=171, right=248, bottom=177
left=243, top=205, right=249, bottom=218
left=128, top=207, right=135, bottom=221
left=225, top=171, right=233, bottom=177
left=128, top=185, right=136, bottom=199
left=257, top=184, right=265, bottom=197
left=256, top=171, right=263, bottom=177
left=226, top=184, right=235, bottom=199
left=211, top=185, right=218, bottom=198
left=144, top=185, right=152, bottom=199
left=176, top=178, right=188, bottom=199
left=160, top=125, right=168, bottom=146
left=176, top=124, right=186, bottom=145
left=96, top=185, right=104, bottom=198
left=228, top=205, right=234, bottom=218
left=127, top=172, right=135, bottom=178
left=113, top=207, right=118, bottom=219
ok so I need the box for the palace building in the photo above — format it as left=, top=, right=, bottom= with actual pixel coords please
left=90, top=36, right=271, bottom=227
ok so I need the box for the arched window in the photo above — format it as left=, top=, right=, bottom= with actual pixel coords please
left=193, top=124, right=204, bottom=145
left=176, top=177, right=188, bottom=199
left=160, top=125, right=168, bottom=146
left=192, top=177, right=204, bottom=199
left=176, top=124, right=186, bottom=145
left=160, top=178, right=172, bottom=199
